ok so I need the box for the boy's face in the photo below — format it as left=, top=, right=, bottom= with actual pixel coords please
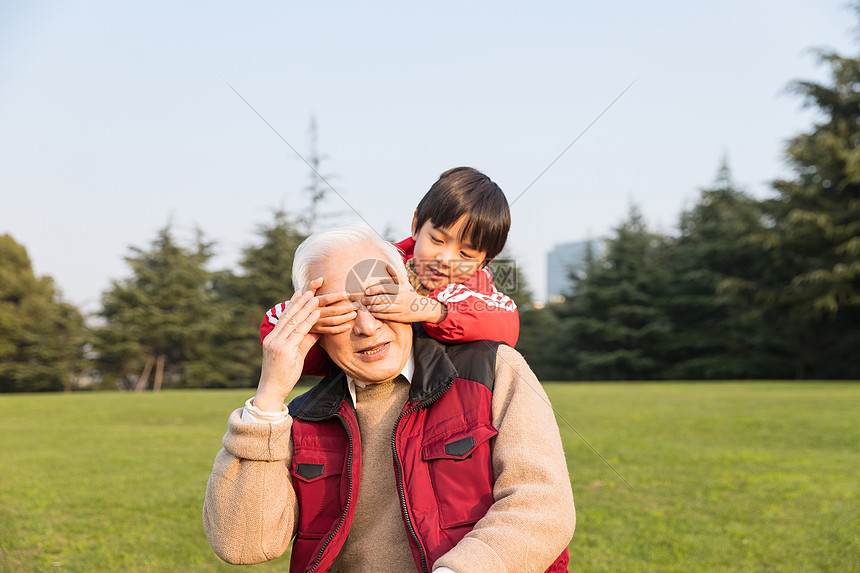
left=411, top=213, right=488, bottom=291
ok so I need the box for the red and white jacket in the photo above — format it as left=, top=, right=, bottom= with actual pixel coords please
left=260, top=237, right=519, bottom=376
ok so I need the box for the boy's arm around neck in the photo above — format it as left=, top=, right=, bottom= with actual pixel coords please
left=423, top=267, right=520, bottom=346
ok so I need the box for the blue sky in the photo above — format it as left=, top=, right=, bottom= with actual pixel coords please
left=1, top=1, right=856, bottom=310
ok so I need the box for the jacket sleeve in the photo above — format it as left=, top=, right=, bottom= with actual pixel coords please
left=203, top=408, right=299, bottom=564
left=422, top=268, right=520, bottom=347
left=261, top=303, right=332, bottom=377
left=433, top=346, right=576, bottom=573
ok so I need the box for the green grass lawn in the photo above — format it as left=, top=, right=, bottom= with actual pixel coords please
left=1, top=383, right=858, bottom=572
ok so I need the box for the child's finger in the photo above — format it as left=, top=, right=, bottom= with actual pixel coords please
left=364, top=282, right=398, bottom=296
left=367, top=303, right=397, bottom=314
left=319, top=300, right=360, bottom=318
left=312, top=323, right=352, bottom=335
left=316, top=291, right=350, bottom=306
left=365, top=278, right=395, bottom=292
left=360, top=295, right=379, bottom=307
left=369, top=309, right=404, bottom=320
left=316, top=311, right=358, bottom=327
left=295, top=308, right=322, bottom=332
left=361, top=292, right=398, bottom=306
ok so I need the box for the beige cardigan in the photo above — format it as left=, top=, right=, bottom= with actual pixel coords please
left=203, top=345, right=576, bottom=572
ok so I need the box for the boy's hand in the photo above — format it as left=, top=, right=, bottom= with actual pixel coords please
left=304, top=277, right=359, bottom=335
left=362, top=263, right=447, bottom=324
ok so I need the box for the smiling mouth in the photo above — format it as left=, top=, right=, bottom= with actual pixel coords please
left=359, top=342, right=388, bottom=355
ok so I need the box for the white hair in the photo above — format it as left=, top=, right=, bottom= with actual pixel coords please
left=292, top=223, right=405, bottom=290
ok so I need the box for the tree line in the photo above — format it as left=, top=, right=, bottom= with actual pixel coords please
left=2, top=39, right=858, bottom=391
left=518, top=46, right=860, bottom=381
left=0, top=210, right=306, bottom=392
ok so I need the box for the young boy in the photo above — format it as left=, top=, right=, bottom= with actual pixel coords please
left=261, top=166, right=518, bottom=375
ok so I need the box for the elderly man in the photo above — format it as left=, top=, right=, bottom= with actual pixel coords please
left=203, top=224, right=575, bottom=573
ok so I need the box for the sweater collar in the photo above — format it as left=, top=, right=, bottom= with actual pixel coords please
left=405, top=258, right=432, bottom=296
left=347, top=353, right=414, bottom=407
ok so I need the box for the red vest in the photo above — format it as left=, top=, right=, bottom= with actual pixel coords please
left=287, top=327, right=570, bottom=573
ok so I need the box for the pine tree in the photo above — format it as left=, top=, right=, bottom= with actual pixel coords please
left=516, top=305, right=567, bottom=380
left=487, top=248, right=533, bottom=309
left=301, top=116, right=342, bottom=233
left=769, top=49, right=860, bottom=313
left=211, top=209, right=308, bottom=387
left=95, top=225, right=229, bottom=389
left=558, top=207, right=673, bottom=380
left=752, top=43, right=860, bottom=377
left=664, top=160, right=791, bottom=379
left=233, top=209, right=307, bottom=309
left=488, top=248, right=569, bottom=380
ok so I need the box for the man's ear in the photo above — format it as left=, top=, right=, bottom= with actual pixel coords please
left=410, top=212, right=419, bottom=238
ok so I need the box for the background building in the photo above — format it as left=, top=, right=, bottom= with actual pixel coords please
left=546, top=239, right=604, bottom=302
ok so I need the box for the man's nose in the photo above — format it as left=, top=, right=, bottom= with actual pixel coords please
left=353, top=306, right=383, bottom=336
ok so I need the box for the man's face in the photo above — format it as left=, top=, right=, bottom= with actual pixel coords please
left=312, top=248, right=413, bottom=384
left=411, top=214, right=488, bottom=291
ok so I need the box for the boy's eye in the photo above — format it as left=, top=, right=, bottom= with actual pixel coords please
left=460, top=251, right=476, bottom=259
left=430, top=236, right=443, bottom=244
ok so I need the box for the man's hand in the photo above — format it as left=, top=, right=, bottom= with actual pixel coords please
left=255, top=288, right=321, bottom=412
left=362, top=263, right=447, bottom=324
left=303, top=277, right=358, bottom=335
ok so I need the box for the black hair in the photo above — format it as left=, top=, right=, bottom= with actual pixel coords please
left=414, top=167, right=510, bottom=265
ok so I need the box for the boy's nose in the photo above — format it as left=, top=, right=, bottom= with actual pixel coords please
left=435, top=250, right=452, bottom=267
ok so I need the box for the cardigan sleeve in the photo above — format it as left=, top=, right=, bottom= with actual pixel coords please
left=433, top=345, right=576, bottom=572
left=202, top=408, right=299, bottom=564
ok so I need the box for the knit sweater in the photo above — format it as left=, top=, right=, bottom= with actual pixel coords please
left=203, top=345, right=576, bottom=572
left=329, top=377, right=415, bottom=572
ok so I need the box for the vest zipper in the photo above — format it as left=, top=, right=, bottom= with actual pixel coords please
left=391, top=379, right=454, bottom=573
left=306, top=412, right=354, bottom=573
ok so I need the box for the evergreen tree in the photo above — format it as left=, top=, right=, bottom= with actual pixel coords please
left=234, top=209, right=307, bottom=310
left=211, top=209, right=308, bottom=387
left=516, top=305, right=567, bottom=380
left=301, top=116, right=342, bottom=233
left=487, top=248, right=569, bottom=380
left=664, top=160, right=791, bottom=379
left=487, top=248, right=533, bottom=309
left=95, top=225, right=230, bottom=389
left=0, top=234, right=86, bottom=392
left=557, top=207, right=673, bottom=380
left=752, top=44, right=860, bottom=377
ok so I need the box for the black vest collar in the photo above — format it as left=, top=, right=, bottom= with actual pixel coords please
left=289, top=325, right=458, bottom=421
